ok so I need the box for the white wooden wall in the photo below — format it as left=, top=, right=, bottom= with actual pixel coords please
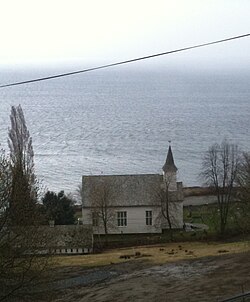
left=82, top=204, right=183, bottom=234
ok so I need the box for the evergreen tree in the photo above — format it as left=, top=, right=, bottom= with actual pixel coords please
left=42, top=190, right=75, bottom=225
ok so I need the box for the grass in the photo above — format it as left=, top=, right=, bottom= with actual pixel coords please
left=184, top=201, right=250, bottom=234
left=53, top=240, right=250, bottom=269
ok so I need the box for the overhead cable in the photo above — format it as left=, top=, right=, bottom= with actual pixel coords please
left=0, top=33, right=249, bottom=88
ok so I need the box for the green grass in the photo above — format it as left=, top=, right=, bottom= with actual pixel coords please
left=184, top=201, right=250, bottom=235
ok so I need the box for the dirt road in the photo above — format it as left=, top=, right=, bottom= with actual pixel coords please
left=53, top=251, right=250, bottom=302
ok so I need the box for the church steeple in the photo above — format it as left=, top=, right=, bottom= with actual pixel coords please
left=162, top=143, right=178, bottom=191
left=162, top=145, right=177, bottom=173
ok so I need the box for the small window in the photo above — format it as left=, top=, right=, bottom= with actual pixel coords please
left=146, top=211, right=152, bottom=226
left=92, top=212, right=99, bottom=227
left=117, top=211, right=127, bottom=227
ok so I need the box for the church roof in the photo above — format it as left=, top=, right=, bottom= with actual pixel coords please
left=82, top=174, right=162, bottom=207
left=162, top=145, right=178, bottom=173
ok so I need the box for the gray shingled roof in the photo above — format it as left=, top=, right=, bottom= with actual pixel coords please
left=162, top=145, right=178, bottom=173
left=82, top=174, right=162, bottom=207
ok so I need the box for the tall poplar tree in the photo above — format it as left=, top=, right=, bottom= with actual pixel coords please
left=0, top=107, right=52, bottom=301
left=8, top=105, right=38, bottom=225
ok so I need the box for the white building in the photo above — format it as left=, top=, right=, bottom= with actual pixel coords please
left=82, top=146, right=183, bottom=234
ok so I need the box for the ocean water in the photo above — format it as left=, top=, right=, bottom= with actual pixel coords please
left=0, top=67, right=249, bottom=194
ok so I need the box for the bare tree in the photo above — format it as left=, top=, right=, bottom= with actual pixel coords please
left=235, top=152, right=250, bottom=232
left=201, top=140, right=241, bottom=235
left=237, top=152, right=250, bottom=200
left=8, top=105, right=38, bottom=225
left=90, top=179, right=115, bottom=235
left=154, top=175, right=179, bottom=239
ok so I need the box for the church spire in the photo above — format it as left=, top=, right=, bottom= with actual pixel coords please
left=162, top=144, right=177, bottom=173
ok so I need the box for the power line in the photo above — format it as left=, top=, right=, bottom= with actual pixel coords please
left=0, top=33, right=249, bottom=89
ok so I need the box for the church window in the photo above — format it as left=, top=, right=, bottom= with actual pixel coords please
left=117, top=211, right=127, bottom=227
left=146, top=211, right=152, bottom=225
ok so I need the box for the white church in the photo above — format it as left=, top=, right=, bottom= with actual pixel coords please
left=82, top=146, right=183, bottom=234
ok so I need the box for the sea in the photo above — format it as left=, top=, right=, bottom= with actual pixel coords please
left=0, top=66, right=249, bottom=197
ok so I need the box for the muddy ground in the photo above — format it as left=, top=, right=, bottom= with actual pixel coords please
left=51, top=251, right=250, bottom=302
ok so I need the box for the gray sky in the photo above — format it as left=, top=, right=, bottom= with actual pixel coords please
left=0, top=0, right=250, bottom=69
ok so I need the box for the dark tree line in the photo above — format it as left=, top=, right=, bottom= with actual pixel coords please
left=42, top=190, right=75, bottom=225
